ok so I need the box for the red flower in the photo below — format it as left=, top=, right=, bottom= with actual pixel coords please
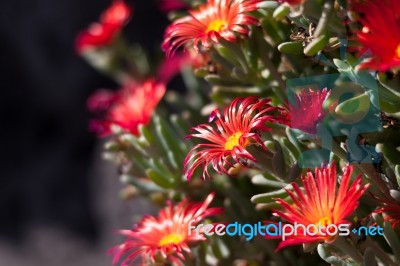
left=88, top=79, right=165, bottom=137
left=184, top=97, right=288, bottom=180
left=288, top=88, right=330, bottom=135
left=269, top=164, right=370, bottom=250
left=76, top=0, right=132, bottom=52
left=375, top=197, right=400, bottom=228
left=162, top=0, right=262, bottom=57
left=352, top=0, right=400, bottom=71
left=109, top=193, right=223, bottom=266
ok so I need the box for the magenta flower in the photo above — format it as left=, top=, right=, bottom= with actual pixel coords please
left=288, top=88, right=331, bottom=135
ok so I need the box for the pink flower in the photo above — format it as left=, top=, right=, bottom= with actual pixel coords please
left=88, top=80, right=165, bottom=137
left=75, top=0, right=132, bottom=52
left=288, top=88, right=330, bottom=135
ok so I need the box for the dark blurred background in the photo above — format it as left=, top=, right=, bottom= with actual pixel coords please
left=0, top=0, right=166, bottom=264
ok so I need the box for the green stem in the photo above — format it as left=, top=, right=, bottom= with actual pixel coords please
left=313, top=0, right=334, bottom=38
left=357, top=164, right=391, bottom=199
left=331, top=140, right=391, bottom=199
left=254, top=28, right=287, bottom=102
left=303, top=0, right=345, bottom=35
left=260, top=53, right=287, bottom=102
left=330, top=139, right=348, bottom=160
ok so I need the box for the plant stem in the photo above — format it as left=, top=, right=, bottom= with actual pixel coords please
left=331, top=140, right=391, bottom=199
left=260, top=54, right=287, bottom=103
left=332, top=236, right=363, bottom=264
left=365, top=237, right=397, bottom=266
left=253, top=27, right=287, bottom=102
left=313, top=0, right=334, bottom=38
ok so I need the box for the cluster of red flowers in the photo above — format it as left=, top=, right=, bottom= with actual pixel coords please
left=112, top=164, right=373, bottom=264
left=74, top=0, right=400, bottom=265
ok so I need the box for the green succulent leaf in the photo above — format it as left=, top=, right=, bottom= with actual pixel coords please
left=278, top=42, right=304, bottom=54
left=304, top=34, right=329, bottom=56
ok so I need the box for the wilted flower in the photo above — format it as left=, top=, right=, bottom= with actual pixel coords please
left=184, top=97, right=288, bottom=180
left=288, top=88, right=330, bottom=135
left=76, top=0, right=131, bottom=52
left=109, top=193, right=222, bottom=266
left=270, top=164, right=370, bottom=249
left=88, top=79, right=165, bottom=136
left=162, top=0, right=261, bottom=57
left=352, top=0, right=400, bottom=71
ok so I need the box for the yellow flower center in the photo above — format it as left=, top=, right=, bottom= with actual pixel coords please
left=206, top=19, right=227, bottom=33
left=307, top=217, right=334, bottom=234
left=396, top=44, right=400, bottom=58
left=314, top=216, right=338, bottom=243
left=158, top=233, right=184, bottom=247
left=225, top=132, right=243, bottom=150
left=316, top=216, right=332, bottom=227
